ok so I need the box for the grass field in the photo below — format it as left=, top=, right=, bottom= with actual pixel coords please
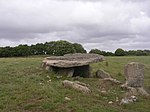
left=0, top=56, right=150, bottom=112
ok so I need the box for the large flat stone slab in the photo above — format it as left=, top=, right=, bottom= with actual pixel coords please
left=42, top=53, right=104, bottom=68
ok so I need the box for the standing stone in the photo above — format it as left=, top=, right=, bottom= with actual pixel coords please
left=124, top=62, right=145, bottom=87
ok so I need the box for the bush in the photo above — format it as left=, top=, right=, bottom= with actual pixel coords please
left=115, top=48, right=125, bottom=56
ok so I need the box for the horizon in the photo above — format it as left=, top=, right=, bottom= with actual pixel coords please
left=0, top=40, right=149, bottom=53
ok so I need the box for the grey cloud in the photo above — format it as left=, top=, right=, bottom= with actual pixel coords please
left=0, top=0, right=150, bottom=51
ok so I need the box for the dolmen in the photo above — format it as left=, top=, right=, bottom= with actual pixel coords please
left=42, top=53, right=104, bottom=77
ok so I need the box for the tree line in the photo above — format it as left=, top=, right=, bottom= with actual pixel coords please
left=0, top=40, right=86, bottom=57
left=89, top=48, right=150, bottom=56
left=0, top=40, right=150, bottom=57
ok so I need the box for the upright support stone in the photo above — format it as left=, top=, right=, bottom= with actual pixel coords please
left=124, top=62, right=145, bottom=87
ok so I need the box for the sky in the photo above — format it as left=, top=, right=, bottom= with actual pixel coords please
left=0, top=0, right=150, bottom=52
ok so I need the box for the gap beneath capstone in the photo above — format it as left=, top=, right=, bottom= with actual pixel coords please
left=51, top=65, right=91, bottom=78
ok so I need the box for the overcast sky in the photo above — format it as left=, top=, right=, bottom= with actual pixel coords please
left=0, top=0, right=150, bottom=52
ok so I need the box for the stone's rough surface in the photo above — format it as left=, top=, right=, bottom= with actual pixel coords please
left=103, top=78, right=122, bottom=84
left=122, top=62, right=149, bottom=97
left=137, top=87, right=149, bottom=96
left=42, top=53, right=103, bottom=77
left=62, top=80, right=91, bottom=93
left=96, top=69, right=111, bottom=79
left=124, top=62, right=145, bottom=87
left=42, top=53, right=104, bottom=68
left=99, top=78, right=122, bottom=91
left=121, top=84, right=149, bottom=97
left=120, top=95, right=138, bottom=105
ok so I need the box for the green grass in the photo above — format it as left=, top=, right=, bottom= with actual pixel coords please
left=0, top=56, right=150, bottom=112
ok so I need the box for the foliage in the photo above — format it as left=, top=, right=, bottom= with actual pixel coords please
left=115, top=48, right=125, bottom=56
left=0, top=41, right=150, bottom=57
left=125, top=50, right=149, bottom=56
left=89, top=49, right=114, bottom=56
left=45, top=40, right=76, bottom=56
left=89, top=48, right=150, bottom=57
left=13, top=44, right=31, bottom=56
left=30, top=43, right=47, bottom=55
left=73, top=43, right=87, bottom=53
left=89, top=49, right=102, bottom=55
left=0, top=40, right=87, bottom=57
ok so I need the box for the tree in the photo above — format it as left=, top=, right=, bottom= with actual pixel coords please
left=1, top=40, right=149, bottom=57
left=30, top=43, right=46, bottom=55
left=0, top=46, right=13, bottom=57
left=73, top=43, right=87, bottom=53
left=45, top=40, right=76, bottom=56
left=115, top=48, right=125, bottom=56
left=89, top=49, right=114, bottom=56
left=0, top=47, right=2, bottom=57
left=89, top=49, right=104, bottom=55
left=136, top=50, right=147, bottom=56
left=127, top=50, right=137, bottom=56
left=105, top=52, right=114, bottom=56
left=144, top=50, right=150, bottom=56
left=13, top=44, right=30, bottom=57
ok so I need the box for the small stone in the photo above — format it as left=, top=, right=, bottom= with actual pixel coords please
left=131, top=95, right=136, bottom=99
left=46, top=75, right=50, bottom=78
left=101, top=90, right=106, bottom=93
left=116, top=97, right=119, bottom=102
left=65, top=97, right=71, bottom=101
left=131, top=95, right=137, bottom=102
left=108, top=101, right=113, bottom=104
left=39, top=82, right=43, bottom=85
left=128, top=99, right=133, bottom=103
left=120, top=98, right=129, bottom=104
left=116, top=99, right=119, bottom=102
left=56, top=76, right=62, bottom=79
left=47, top=79, right=51, bottom=82
left=120, top=95, right=138, bottom=105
